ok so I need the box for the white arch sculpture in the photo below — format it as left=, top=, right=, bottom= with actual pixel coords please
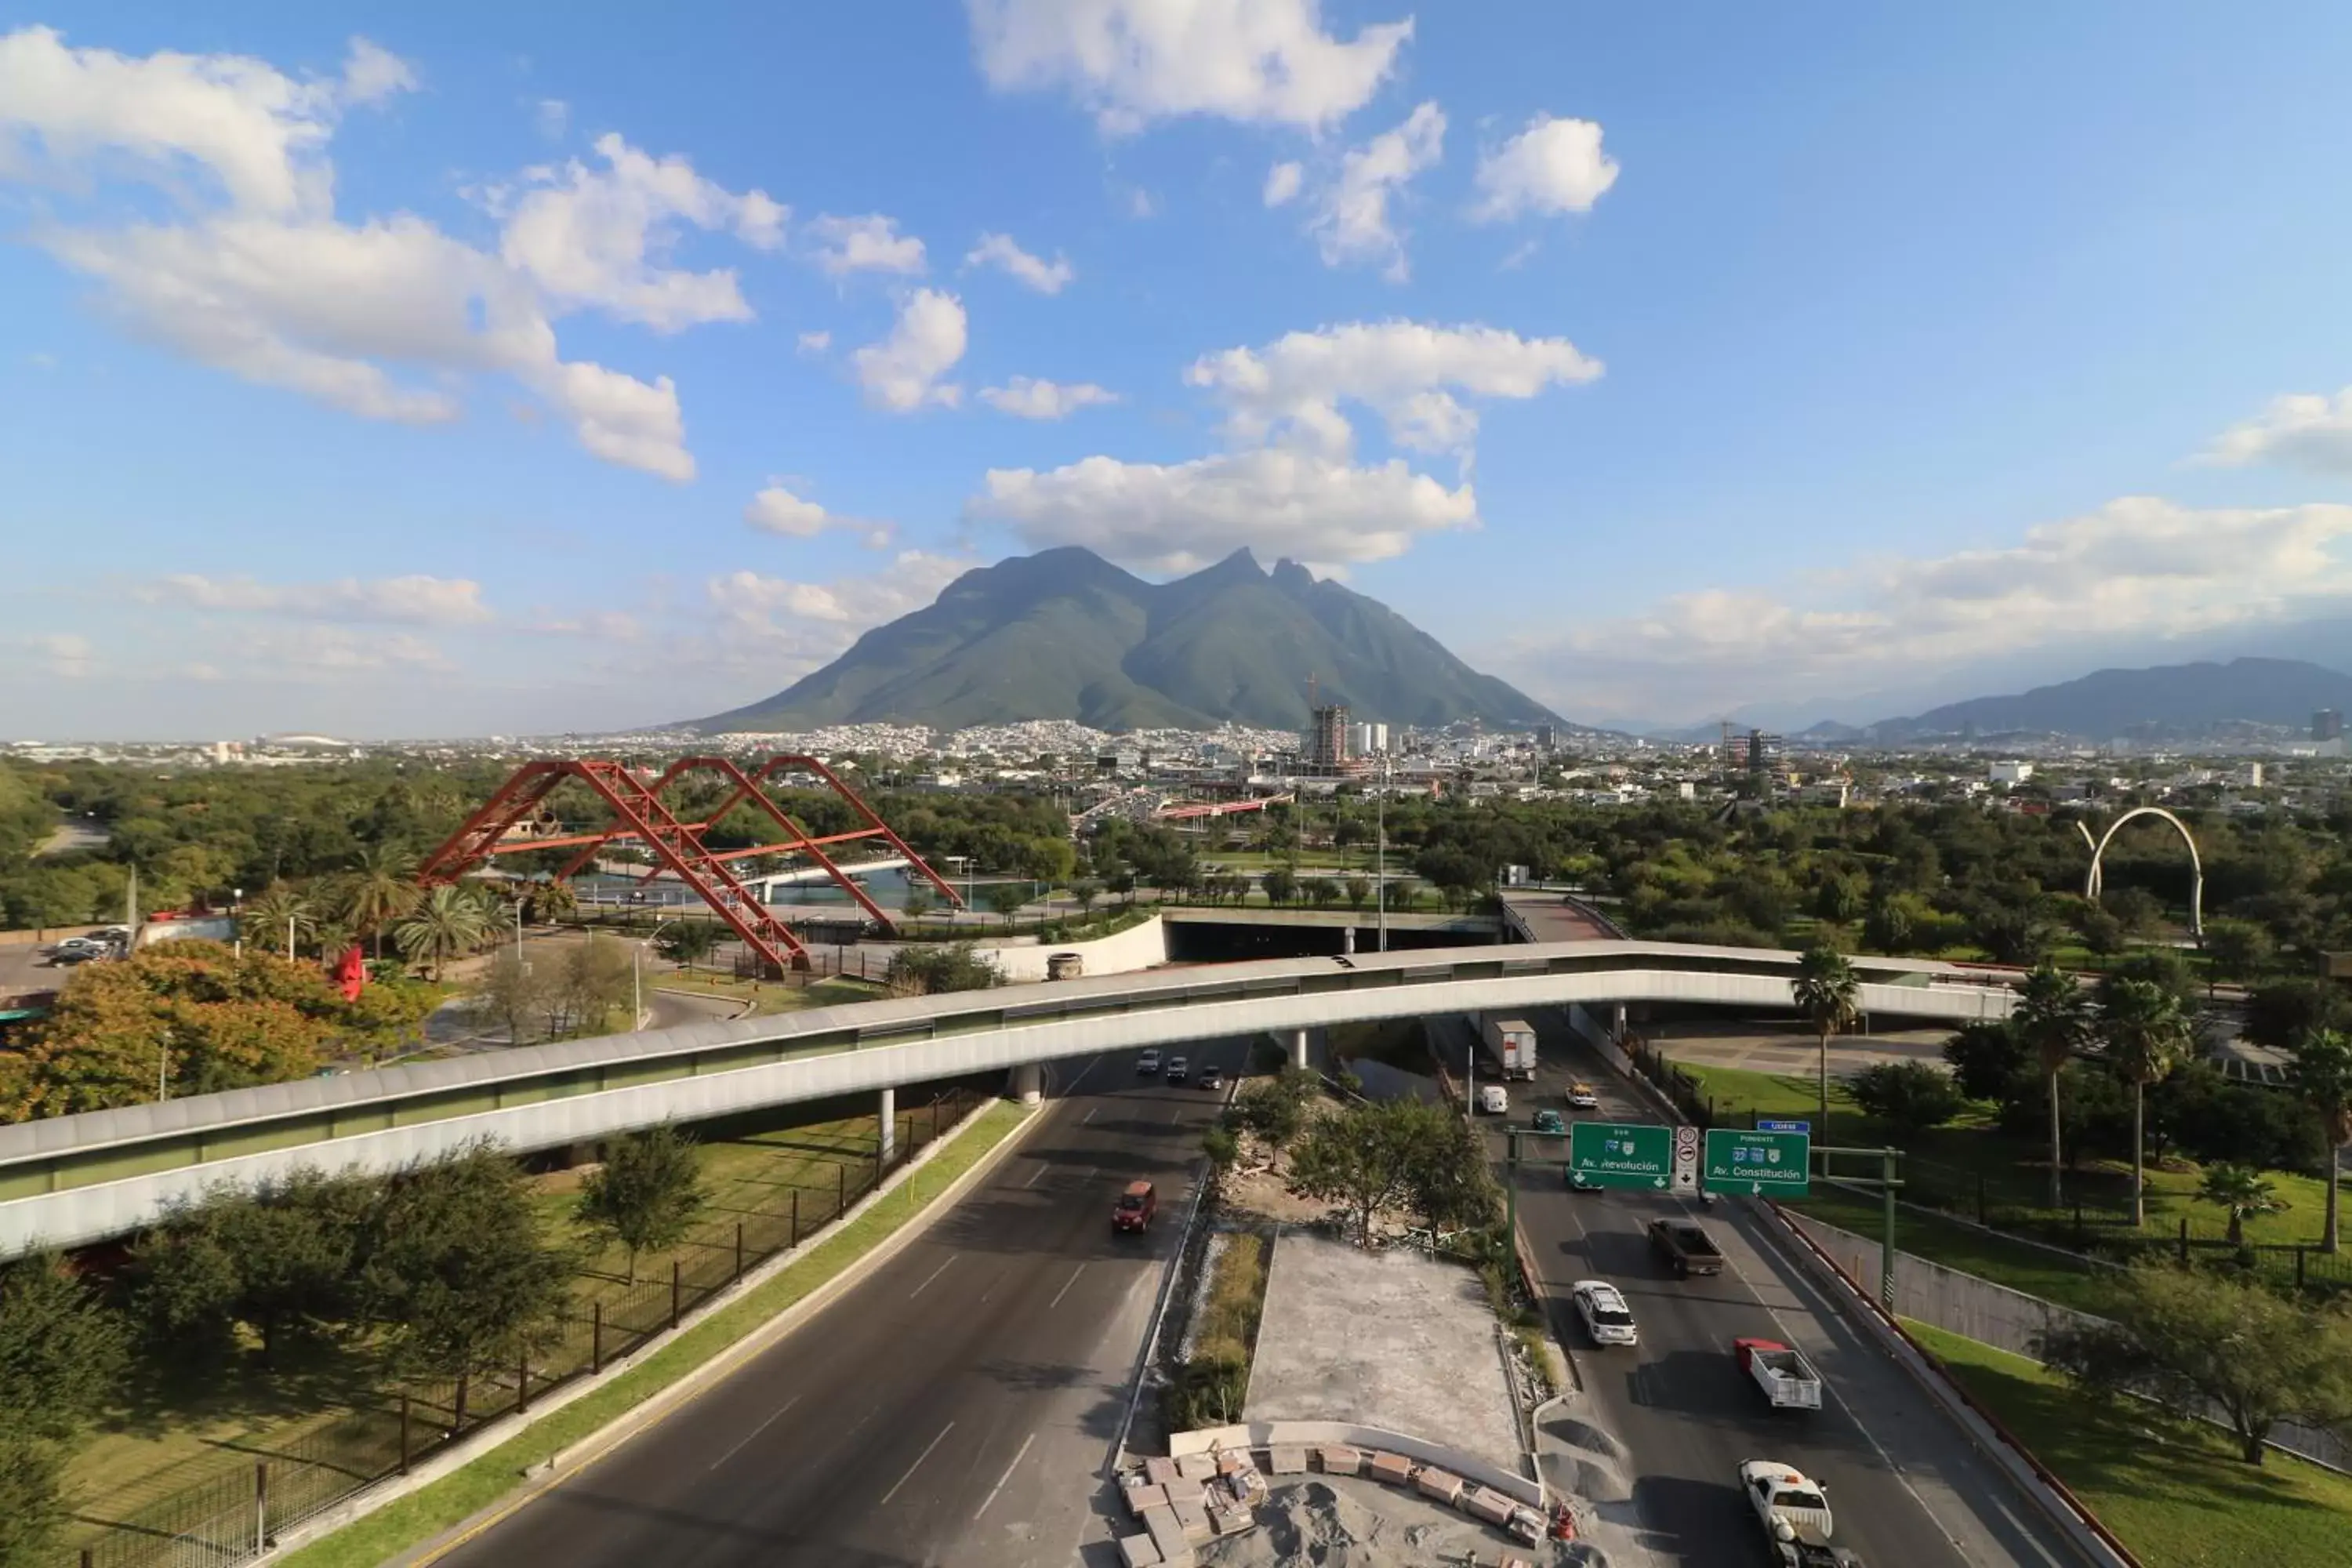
left=2083, top=806, right=2204, bottom=938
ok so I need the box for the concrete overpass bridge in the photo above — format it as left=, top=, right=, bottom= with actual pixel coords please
left=0, top=940, right=2012, bottom=1256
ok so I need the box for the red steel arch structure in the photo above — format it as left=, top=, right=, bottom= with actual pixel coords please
left=417, top=755, right=964, bottom=972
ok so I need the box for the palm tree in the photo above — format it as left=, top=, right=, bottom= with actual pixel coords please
left=339, top=844, right=422, bottom=959
left=1791, top=944, right=1860, bottom=1140
left=2196, top=1163, right=2286, bottom=1247
left=527, top=877, right=579, bottom=926
left=2100, top=978, right=2192, bottom=1228
left=2286, top=1027, right=2352, bottom=1253
left=2016, top=962, right=2092, bottom=1209
left=394, top=883, right=495, bottom=979
left=241, top=884, right=316, bottom=960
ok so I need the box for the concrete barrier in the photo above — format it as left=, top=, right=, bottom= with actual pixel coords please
left=1170, top=1421, right=1544, bottom=1508
left=975, top=914, right=1167, bottom=982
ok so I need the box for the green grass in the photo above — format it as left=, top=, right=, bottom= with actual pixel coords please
left=1791, top=1187, right=2119, bottom=1315
left=1192, top=1233, right=1268, bottom=1365
left=648, top=971, right=887, bottom=1016
left=1905, top=1322, right=2352, bottom=1567
left=273, top=1098, right=1031, bottom=1568
left=1664, top=1059, right=1863, bottom=1122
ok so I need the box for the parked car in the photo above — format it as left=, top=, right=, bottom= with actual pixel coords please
left=53, top=936, right=105, bottom=954
left=1567, top=1081, right=1600, bottom=1109
left=1165, top=1055, right=1189, bottom=1083
left=1571, top=1279, right=1639, bottom=1346
left=1198, top=1065, right=1226, bottom=1091
left=49, top=949, right=99, bottom=966
left=1112, top=1180, right=1158, bottom=1232
left=1136, top=1049, right=1161, bottom=1075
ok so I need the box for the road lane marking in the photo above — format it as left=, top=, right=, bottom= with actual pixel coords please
left=1023, top=1163, right=1050, bottom=1189
left=1083, top=1107, right=1098, bottom=1124
left=972, top=1431, right=1036, bottom=1520
left=709, top=1396, right=800, bottom=1469
left=909, top=1256, right=956, bottom=1299
left=1049, top=1264, right=1085, bottom=1309
left=879, top=1421, right=956, bottom=1506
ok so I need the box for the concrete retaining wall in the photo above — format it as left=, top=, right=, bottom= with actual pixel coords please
left=975, top=914, right=1167, bottom=982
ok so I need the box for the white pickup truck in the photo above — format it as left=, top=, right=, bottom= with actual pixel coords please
left=1740, top=1461, right=1861, bottom=1567
left=1735, top=1337, right=1824, bottom=1410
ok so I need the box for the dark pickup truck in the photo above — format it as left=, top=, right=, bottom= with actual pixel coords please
left=1648, top=1218, right=1726, bottom=1277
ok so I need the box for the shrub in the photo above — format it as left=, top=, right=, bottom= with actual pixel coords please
left=1848, top=1061, right=1965, bottom=1138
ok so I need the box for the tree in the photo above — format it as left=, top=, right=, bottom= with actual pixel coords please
left=1791, top=944, right=1860, bottom=1141
left=241, top=882, right=316, bottom=959
left=134, top=1171, right=371, bottom=1367
left=556, top=935, right=634, bottom=1037
left=476, top=948, right=555, bottom=1044
left=1201, top=1123, right=1240, bottom=1172
left=1345, top=875, right=1372, bottom=913
left=2016, top=962, right=2092, bottom=1208
left=394, top=882, right=495, bottom=978
left=0, top=1252, right=128, bottom=1568
left=2100, top=978, right=2193, bottom=1227
left=1302, top=876, right=1341, bottom=909
left=2037, top=1266, right=2352, bottom=1465
left=2197, top=1163, right=2286, bottom=1247
left=2286, top=1027, right=2352, bottom=1253
left=1848, top=1061, right=1965, bottom=1139
left=1105, top=868, right=1136, bottom=907
left=525, top=877, right=579, bottom=926
left=1226, top=1068, right=1315, bottom=1172
left=884, top=942, right=1000, bottom=996
left=360, top=1142, right=572, bottom=1429
left=2243, top=978, right=2350, bottom=1053
left=1260, top=866, right=1298, bottom=907
left=655, top=921, right=721, bottom=974
left=1863, top=892, right=1917, bottom=955
left=901, top=887, right=934, bottom=922
left=1942, top=1020, right=2027, bottom=1102
left=1287, top=1096, right=1448, bottom=1245
left=338, top=844, right=422, bottom=959
left=2203, top=918, right=2275, bottom=996
left=575, top=1124, right=709, bottom=1284
left=982, top=881, right=1029, bottom=927
left=1070, top=878, right=1103, bottom=920
left=2104, top=885, right=2165, bottom=938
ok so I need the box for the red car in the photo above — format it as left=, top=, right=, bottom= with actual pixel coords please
left=1112, top=1180, right=1157, bottom=1232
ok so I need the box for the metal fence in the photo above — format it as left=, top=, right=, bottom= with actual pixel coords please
left=66, top=1087, right=986, bottom=1568
left=1783, top=1207, right=2352, bottom=1474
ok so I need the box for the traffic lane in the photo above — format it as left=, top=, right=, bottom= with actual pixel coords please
left=1519, top=1031, right=2076, bottom=1567
left=433, top=1046, right=1235, bottom=1568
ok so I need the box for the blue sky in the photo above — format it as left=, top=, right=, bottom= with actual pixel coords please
left=10, top=2, right=2352, bottom=739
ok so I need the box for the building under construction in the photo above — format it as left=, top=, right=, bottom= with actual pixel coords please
left=1308, top=703, right=1352, bottom=768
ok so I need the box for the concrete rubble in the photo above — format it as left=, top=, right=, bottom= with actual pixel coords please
left=1115, top=1443, right=1556, bottom=1567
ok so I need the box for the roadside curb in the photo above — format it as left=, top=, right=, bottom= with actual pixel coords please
left=1755, top=1200, right=2137, bottom=1568
left=270, top=1094, right=1041, bottom=1568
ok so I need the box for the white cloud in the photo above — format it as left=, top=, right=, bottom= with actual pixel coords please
left=3, top=28, right=707, bottom=481
left=240, top=624, right=455, bottom=675
left=2205, top=388, right=2352, bottom=474
left=338, top=38, right=417, bottom=107
left=1126, top=187, right=1159, bottom=219
left=533, top=98, right=569, bottom=140
left=851, top=289, right=967, bottom=412
left=499, top=132, right=787, bottom=331
left=144, top=572, right=495, bottom=623
left=967, top=0, right=1412, bottom=133
left=1511, top=496, right=2352, bottom=719
left=1468, top=113, right=1618, bottom=223
left=1262, top=160, right=1303, bottom=207
left=703, top=552, right=976, bottom=673
left=980, top=376, right=1120, bottom=419
left=967, top=448, right=1476, bottom=574
left=797, top=329, right=831, bottom=354
left=1309, top=100, right=1444, bottom=281
left=31, top=633, right=97, bottom=679
left=526, top=609, right=641, bottom=641
left=743, top=481, right=894, bottom=544
left=1185, top=320, right=1602, bottom=461
left=965, top=230, right=1074, bottom=294
left=806, top=213, right=926, bottom=277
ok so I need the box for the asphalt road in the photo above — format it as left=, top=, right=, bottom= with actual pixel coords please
left=433, top=1044, right=1243, bottom=1568
left=1497, top=1011, right=2083, bottom=1568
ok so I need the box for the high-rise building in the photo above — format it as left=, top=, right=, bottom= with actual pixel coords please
left=1744, top=730, right=1784, bottom=775
left=1535, top=723, right=1559, bottom=750
left=1308, top=704, right=1351, bottom=767
left=2316, top=710, right=2344, bottom=742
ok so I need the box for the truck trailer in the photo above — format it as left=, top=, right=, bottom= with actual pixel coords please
left=1482, top=1016, right=1538, bottom=1081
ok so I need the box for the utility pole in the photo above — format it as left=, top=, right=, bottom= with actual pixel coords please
left=158, top=1032, right=170, bottom=1103
left=1376, top=756, right=1390, bottom=953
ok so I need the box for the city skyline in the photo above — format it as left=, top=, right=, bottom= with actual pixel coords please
left=11, top=5, right=2352, bottom=739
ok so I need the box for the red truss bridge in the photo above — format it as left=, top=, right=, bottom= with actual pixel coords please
left=418, top=755, right=964, bottom=973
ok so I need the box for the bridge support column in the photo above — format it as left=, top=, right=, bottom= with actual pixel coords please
left=878, top=1087, right=896, bottom=1163
left=1341, top=924, right=1356, bottom=956
left=1009, top=1062, right=1043, bottom=1105
left=1287, top=1029, right=1310, bottom=1069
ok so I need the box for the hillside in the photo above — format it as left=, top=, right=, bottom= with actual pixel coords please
left=1870, top=657, right=2352, bottom=740
left=692, top=546, right=1559, bottom=733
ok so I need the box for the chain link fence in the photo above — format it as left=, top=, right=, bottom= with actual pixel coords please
left=65, top=1086, right=987, bottom=1568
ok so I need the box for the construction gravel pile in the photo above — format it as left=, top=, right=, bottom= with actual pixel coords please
left=1196, top=1478, right=1624, bottom=1568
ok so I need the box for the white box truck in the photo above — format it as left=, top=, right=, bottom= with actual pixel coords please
left=1482, top=1016, right=1537, bottom=1081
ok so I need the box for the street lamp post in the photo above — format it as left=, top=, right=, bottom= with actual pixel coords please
left=232, top=888, right=244, bottom=960
left=1375, top=757, right=1390, bottom=953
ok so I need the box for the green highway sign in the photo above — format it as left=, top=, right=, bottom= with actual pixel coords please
left=1704, top=1128, right=1811, bottom=1196
left=1568, top=1122, right=1675, bottom=1191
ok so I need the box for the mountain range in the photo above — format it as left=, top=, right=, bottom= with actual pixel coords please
left=1857, top=656, right=2352, bottom=742
left=694, top=546, right=1560, bottom=734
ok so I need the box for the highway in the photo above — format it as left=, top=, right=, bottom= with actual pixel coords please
left=1500, top=1011, right=2082, bottom=1567
left=433, top=1045, right=1242, bottom=1568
